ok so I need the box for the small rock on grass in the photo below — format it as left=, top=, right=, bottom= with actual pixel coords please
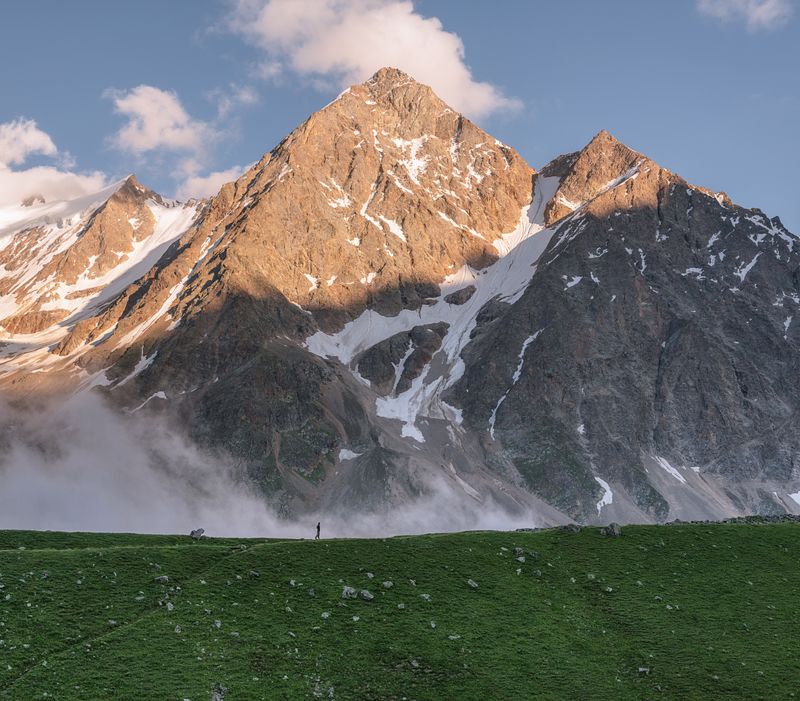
left=467, top=579, right=479, bottom=589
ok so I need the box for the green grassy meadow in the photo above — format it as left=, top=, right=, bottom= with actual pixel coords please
left=0, top=523, right=798, bottom=700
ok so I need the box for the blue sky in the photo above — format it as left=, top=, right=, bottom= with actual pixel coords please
left=1, top=0, right=798, bottom=232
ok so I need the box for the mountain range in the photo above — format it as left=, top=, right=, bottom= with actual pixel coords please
left=1, top=67, right=798, bottom=525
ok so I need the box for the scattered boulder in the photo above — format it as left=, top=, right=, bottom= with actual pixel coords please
left=601, top=523, right=622, bottom=537
left=190, top=528, right=205, bottom=540
left=382, top=581, right=394, bottom=589
left=359, top=589, right=374, bottom=601
left=154, top=575, right=169, bottom=584
left=562, top=524, right=581, bottom=534
left=249, top=570, right=260, bottom=579
left=443, top=285, right=476, bottom=305
left=513, top=547, right=525, bottom=557
left=211, top=683, right=228, bottom=701
left=467, top=579, right=479, bottom=589
left=341, top=586, right=358, bottom=599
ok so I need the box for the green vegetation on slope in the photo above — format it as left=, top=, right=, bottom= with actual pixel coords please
left=0, top=524, right=799, bottom=700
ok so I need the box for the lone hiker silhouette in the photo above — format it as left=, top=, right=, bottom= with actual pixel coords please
left=315, top=522, right=321, bottom=540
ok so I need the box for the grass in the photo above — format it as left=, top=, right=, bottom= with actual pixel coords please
left=0, top=523, right=798, bottom=700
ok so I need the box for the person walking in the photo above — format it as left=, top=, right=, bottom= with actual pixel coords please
left=315, top=522, right=321, bottom=540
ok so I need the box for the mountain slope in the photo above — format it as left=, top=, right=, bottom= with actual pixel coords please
left=0, top=69, right=798, bottom=525
left=2, top=523, right=800, bottom=700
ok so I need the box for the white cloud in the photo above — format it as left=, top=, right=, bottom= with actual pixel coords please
left=106, top=85, right=257, bottom=200
left=176, top=164, right=250, bottom=200
left=107, top=85, right=217, bottom=156
left=0, top=118, right=107, bottom=208
left=0, top=118, right=57, bottom=167
left=0, top=165, right=107, bottom=209
left=696, top=0, right=794, bottom=30
left=210, top=84, right=260, bottom=119
left=230, top=0, right=520, bottom=119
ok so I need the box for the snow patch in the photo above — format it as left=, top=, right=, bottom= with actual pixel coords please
left=734, top=253, right=761, bottom=283
left=654, top=456, right=687, bottom=485
left=304, top=274, right=320, bottom=292
left=595, top=477, right=613, bottom=514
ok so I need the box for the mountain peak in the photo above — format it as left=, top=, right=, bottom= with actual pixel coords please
left=366, top=66, right=416, bottom=88
left=541, top=130, right=646, bottom=224
left=583, top=129, right=640, bottom=160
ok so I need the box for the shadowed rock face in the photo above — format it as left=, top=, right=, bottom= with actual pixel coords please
left=449, top=141, right=800, bottom=520
left=357, top=323, right=449, bottom=396
left=0, top=68, right=798, bottom=525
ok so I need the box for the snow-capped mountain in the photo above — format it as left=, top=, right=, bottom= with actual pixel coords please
left=1, top=68, right=798, bottom=524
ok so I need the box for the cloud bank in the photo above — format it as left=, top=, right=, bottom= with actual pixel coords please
left=0, top=394, right=538, bottom=538
left=230, top=0, right=520, bottom=119
left=696, top=0, right=794, bottom=30
left=0, top=118, right=107, bottom=209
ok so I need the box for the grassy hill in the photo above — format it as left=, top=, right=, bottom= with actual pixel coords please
left=0, top=523, right=798, bottom=700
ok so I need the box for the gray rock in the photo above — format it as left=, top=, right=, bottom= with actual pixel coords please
left=211, top=683, right=228, bottom=701
left=382, top=581, right=394, bottom=589
left=443, top=285, right=476, bottom=305
left=601, top=522, right=622, bottom=537
left=154, top=575, right=169, bottom=584
left=359, top=589, right=374, bottom=601
left=249, top=570, right=260, bottom=578
left=341, top=586, right=358, bottom=599
left=467, top=579, right=479, bottom=589
left=190, top=528, right=205, bottom=540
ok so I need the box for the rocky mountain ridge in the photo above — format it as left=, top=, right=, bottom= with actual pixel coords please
left=1, top=68, right=798, bottom=525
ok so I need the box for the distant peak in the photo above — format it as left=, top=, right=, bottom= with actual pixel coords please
left=110, top=174, right=159, bottom=204
left=21, top=193, right=46, bottom=207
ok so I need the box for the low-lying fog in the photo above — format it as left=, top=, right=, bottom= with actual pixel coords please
left=0, top=394, right=537, bottom=538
